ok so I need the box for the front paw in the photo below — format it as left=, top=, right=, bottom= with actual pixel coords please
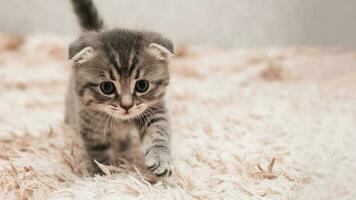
left=144, top=147, right=173, bottom=177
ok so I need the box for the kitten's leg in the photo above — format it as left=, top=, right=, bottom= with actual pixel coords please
left=80, top=126, right=112, bottom=175
left=139, top=107, right=173, bottom=177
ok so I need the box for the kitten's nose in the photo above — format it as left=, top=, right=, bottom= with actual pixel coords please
left=120, top=103, right=133, bottom=112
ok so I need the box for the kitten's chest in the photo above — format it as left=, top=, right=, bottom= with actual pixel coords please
left=109, top=120, right=138, bottom=140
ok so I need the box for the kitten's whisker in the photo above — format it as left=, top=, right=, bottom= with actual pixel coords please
left=87, top=111, right=105, bottom=130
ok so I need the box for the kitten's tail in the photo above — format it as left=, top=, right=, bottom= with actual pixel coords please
left=70, top=0, right=104, bottom=32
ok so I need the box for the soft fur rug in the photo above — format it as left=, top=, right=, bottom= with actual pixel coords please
left=0, top=34, right=355, bottom=200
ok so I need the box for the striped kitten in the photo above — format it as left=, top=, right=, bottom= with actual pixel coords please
left=65, top=0, right=174, bottom=177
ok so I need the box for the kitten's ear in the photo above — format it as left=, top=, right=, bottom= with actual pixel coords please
left=148, top=43, right=174, bottom=61
left=145, top=32, right=175, bottom=60
left=70, top=46, right=95, bottom=64
left=151, top=36, right=175, bottom=54
left=68, top=40, right=95, bottom=65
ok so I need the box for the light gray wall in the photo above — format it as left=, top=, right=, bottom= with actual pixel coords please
left=0, top=0, right=355, bottom=47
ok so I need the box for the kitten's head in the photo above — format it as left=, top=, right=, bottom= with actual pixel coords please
left=69, top=29, right=174, bottom=120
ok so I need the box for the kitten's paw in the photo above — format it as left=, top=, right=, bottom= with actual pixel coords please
left=144, top=147, right=173, bottom=177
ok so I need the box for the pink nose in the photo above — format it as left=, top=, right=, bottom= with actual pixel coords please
left=120, top=104, right=133, bottom=111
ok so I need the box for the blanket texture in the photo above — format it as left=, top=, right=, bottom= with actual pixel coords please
left=0, top=34, right=355, bottom=200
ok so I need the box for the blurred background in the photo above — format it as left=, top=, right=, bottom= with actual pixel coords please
left=0, top=0, right=356, bottom=47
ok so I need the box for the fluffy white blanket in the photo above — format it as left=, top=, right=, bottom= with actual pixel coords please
left=0, top=34, right=355, bottom=200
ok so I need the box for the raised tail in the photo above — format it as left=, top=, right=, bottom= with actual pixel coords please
left=70, top=0, right=104, bottom=32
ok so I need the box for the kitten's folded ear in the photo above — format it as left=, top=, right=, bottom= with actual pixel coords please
left=69, top=46, right=95, bottom=65
left=145, top=32, right=175, bottom=60
left=151, top=35, right=175, bottom=54
left=68, top=34, right=97, bottom=65
left=148, top=43, right=175, bottom=61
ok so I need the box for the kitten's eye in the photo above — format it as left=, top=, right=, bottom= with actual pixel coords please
left=135, top=80, right=149, bottom=93
left=99, top=82, right=115, bottom=95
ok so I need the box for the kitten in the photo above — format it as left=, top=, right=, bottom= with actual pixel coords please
left=65, top=0, right=174, bottom=177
